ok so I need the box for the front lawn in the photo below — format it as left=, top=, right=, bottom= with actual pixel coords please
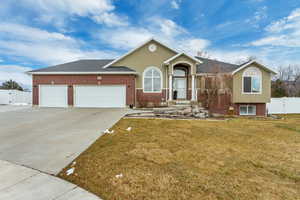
left=58, top=116, right=300, bottom=200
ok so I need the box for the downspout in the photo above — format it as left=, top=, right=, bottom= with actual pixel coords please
left=165, top=64, right=168, bottom=101
left=134, top=75, right=137, bottom=108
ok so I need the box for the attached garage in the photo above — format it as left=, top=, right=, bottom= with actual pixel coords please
left=29, top=60, right=136, bottom=107
left=74, top=85, right=126, bottom=108
left=39, top=85, right=68, bottom=107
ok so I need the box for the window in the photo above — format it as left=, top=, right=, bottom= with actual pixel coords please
left=143, top=67, right=162, bottom=92
left=239, top=105, right=256, bottom=115
left=174, top=68, right=186, bottom=77
left=243, top=67, right=262, bottom=94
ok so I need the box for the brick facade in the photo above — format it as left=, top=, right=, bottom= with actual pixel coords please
left=33, top=74, right=266, bottom=116
left=197, top=89, right=232, bottom=115
left=136, top=89, right=167, bottom=107
left=197, top=89, right=266, bottom=116
left=32, top=74, right=135, bottom=106
left=234, top=103, right=266, bottom=116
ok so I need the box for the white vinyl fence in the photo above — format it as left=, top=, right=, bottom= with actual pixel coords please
left=0, top=90, right=32, bottom=105
left=267, top=97, right=300, bottom=114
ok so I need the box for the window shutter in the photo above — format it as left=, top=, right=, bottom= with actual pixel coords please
left=243, top=77, right=251, bottom=93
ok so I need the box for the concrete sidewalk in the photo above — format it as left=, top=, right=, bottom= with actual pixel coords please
left=0, top=160, right=101, bottom=200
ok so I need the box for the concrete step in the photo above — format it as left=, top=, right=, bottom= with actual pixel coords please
left=175, top=100, right=191, bottom=104
left=171, top=105, right=191, bottom=108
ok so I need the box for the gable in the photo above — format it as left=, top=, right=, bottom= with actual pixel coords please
left=234, top=63, right=272, bottom=77
left=169, top=54, right=198, bottom=66
left=168, top=54, right=199, bottom=75
left=232, top=61, right=277, bottom=75
left=233, top=63, right=272, bottom=103
left=112, top=39, right=177, bottom=68
left=111, top=39, right=178, bottom=88
left=112, top=40, right=177, bottom=70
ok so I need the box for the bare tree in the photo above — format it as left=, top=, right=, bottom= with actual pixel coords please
left=201, top=61, right=233, bottom=110
left=275, top=64, right=300, bottom=97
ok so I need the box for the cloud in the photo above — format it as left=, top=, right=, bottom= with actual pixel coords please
left=244, top=6, right=267, bottom=28
left=0, top=23, right=119, bottom=65
left=98, top=27, right=154, bottom=50
left=150, top=17, right=186, bottom=37
left=265, top=8, right=300, bottom=33
left=0, top=65, right=33, bottom=87
left=205, top=50, right=252, bottom=64
left=205, top=45, right=300, bottom=69
left=92, top=12, right=128, bottom=27
left=253, top=6, right=267, bottom=23
left=171, top=0, right=180, bottom=9
left=97, top=17, right=210, bottom=54
left=0, top=22, right=75, bottom=43
left=6, top=0, right=128, bottom=27
left=251, top=8, right=300, bottom=47
left=178, top=38, right=210, bottom=55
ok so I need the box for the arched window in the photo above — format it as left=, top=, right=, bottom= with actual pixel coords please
left=174, top=68, right=186, bottom=77
left=143, top=67, right=162, bottom=92
left=243, top=67, right=262, bottom=93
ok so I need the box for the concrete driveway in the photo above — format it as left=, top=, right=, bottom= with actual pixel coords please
left=0, top=107, right=131, bottom=175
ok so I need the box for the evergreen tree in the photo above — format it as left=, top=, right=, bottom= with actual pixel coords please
left=0, top=80, right=23, bottom=91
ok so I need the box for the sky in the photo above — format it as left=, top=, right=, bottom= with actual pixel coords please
left=0, top=0, right=300, bottom=89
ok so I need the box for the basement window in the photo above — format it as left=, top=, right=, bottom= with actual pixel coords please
left=239, top=105, right=256, bottom=115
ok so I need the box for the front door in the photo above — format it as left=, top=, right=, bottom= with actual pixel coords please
left=173, top=78, right=187, bottom=99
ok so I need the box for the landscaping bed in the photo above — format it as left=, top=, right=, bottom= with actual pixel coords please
left=58, top=115, right=300, bottom=200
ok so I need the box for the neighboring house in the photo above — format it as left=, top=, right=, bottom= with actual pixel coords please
left=28, top=38, right=276, bottom=116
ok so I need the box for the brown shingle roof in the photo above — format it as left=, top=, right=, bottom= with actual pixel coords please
left=196, top=57, right=240, bottom=73
left=29, top=59, right=136, bottom=73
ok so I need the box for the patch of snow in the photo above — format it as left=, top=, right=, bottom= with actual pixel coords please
left=12, top=103, right=29, bottom=106
left=66, top=167, right=75, bottom=176
left=126, top=127, right=132, bottom=131
left=103, top=129, right=114, bottom=134
left=115, top=173, right=123, bottom=178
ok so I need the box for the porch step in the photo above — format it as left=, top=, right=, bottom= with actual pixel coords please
left=174, top=100, right=191, bottom=105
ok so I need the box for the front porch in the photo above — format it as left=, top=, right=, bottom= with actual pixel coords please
left=163, top=53, right=201, bottom=104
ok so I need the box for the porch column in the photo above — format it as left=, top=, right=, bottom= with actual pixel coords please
left=169, top=75, right=173, bottom=101
left=191, top=74, right=196, bottom=101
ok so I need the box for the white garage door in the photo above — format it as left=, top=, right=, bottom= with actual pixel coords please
left=39, top=85, right=68, bottom=107
left=74, top=85, right=126, bottom=108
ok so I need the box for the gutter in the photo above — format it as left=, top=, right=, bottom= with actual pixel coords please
left=27, top=71, right=139, bottom=75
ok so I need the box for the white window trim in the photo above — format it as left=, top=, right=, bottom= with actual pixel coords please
left=143, top=66, right=163, bottom=93
left=242, top=67, right=262, bottom=95
left=239, top=105, right=256, bottom=116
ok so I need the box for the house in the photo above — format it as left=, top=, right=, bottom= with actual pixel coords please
left=28, top=38, right=277, bottom=116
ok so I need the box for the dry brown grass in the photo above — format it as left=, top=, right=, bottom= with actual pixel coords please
left=58, top=115, right=300, bottom=200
